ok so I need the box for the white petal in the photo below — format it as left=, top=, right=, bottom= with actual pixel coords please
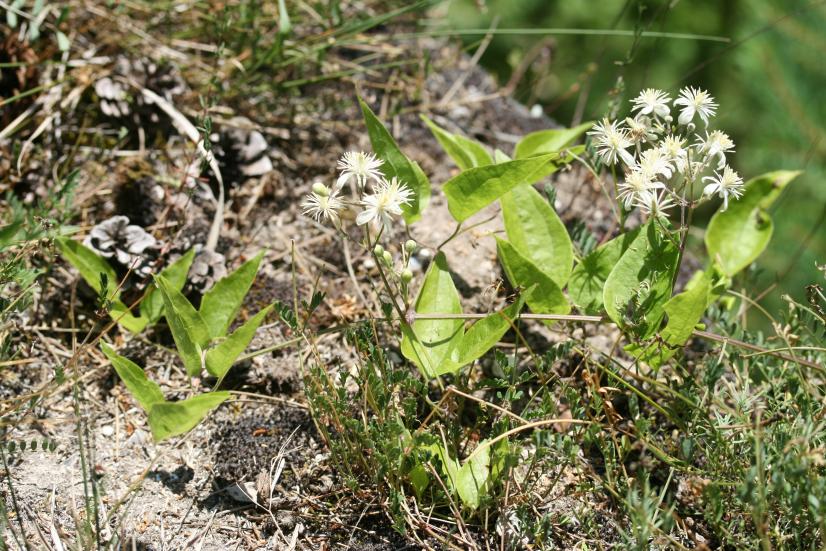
left=334, top=172, right=351, bottom=192
left=356, top=209, right=375, bottom=226
left=618, top=148, right=636, bottom=167
left=678, top=108, right=694, bottom=125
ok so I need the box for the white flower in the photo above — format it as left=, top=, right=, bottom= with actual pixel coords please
left=674, top=87, right=717, bottom=126
left=302, top=184, right=344, bottom=226
left=356, top=177, right=413, bottom=230
left=624, top=117, right=657, bottom=144
left=696, top=130, right=735, bottom=170
left=618, top=169, right=663, bottom=209
left=631, top=88, right=671, bottom=119
left=588, top=118, right=635, bottom=166
left=702, top=165, right=744, bottom=211
left=335, top=151, right=384, bottom=191
left=635, top=189, right=676, bottom=218
left=659, top=134, right=689, bottom=174
left=635, top=148, right=674, bottom=180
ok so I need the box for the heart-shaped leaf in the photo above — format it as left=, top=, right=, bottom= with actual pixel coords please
left=401, top=252, right=464, bottom=378
left=705, top=170, right=800, bottom=277
left=514, top=121, right=593, bottom=159
left=603, top=222, right=679, bottom=338
left=443, top=154, right=558, bottom=222
left=496, top=238, right=570, bottom=318
left=501, top=185, right=573, bottom=288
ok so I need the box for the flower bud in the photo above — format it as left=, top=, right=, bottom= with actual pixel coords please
left=373, top=244, right=384, bottom=257
left=311, top=182, right=329, bottom=197
left=404, top=240, right=417, bottom=253
left=401, top=269, right=413, bottom=284
left=382, top=250, right=393, bottom=266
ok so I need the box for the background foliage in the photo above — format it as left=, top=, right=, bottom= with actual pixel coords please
left=444, top=0, right=826, bottom=319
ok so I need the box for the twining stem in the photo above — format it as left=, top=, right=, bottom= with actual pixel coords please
left=407, top=312, right=822, bottom=370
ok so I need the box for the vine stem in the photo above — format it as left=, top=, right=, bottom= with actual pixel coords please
left=406, top=312, right=822, bottom=370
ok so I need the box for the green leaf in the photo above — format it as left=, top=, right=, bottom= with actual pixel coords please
left=199, top=252, right=264, bottom=340
left=400, top=252, right=464, bottom=378
left=141, top=249, right=195, bottom=324
left=56, top=237, right=118, bottom=296
left=496, top=238, right=570, bottom=318
left=359, top=97, right=430, bottom=222
left=109, top=302, right=149, bottom=334
left=0, top=220, right=23, bottom=248
left=421, top=115, right=492, bottom=170
left=493, top=149, right=511, bottom=164
left=55, top=31, right=71, bottom=52
left=446, top=444, right=491, bottom=510
left=626, top=272, right=711, bottom=366
left=56, top=237, right=148, bottom=333
left=205, top=305, right=273, bottom=379
left=443, top=154, right=558, bottom=222
left=660, top=273, right=711, bottom=346
left=156, top=275, right=210, bottom=376
left=514, top=121, right=593, bottom=159
left=147, top=392, right=230, bottom=441
left=501, top=185, right=573, bottom=288
left=445, top=294, right=527, bottom=373
left=100, top=343, right=164, bottom=411
left=6, top=0, right=23, bottom=27
left=705, top=171, right=800, bottom=277
left=603, top=222, right=679, bottom=338
left=568, top=228, right=641, bottom=315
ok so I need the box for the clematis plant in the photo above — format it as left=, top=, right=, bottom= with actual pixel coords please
left=588, top=87, right=741, bottom=220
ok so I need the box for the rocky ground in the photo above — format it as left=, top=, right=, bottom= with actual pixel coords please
left=0, top=6, right=626, bottom=549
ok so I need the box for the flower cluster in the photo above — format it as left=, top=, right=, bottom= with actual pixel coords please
left=589, top=87, right=744, bottom=215
left=302, top=151, right=413, bottom=231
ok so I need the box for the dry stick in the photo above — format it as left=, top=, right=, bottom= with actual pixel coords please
left=439, top=16, right=499, bottom=107
left=444, top=386, right=529, bottom=425
left=466, top=418, right=594, bottom=463
left=136, top=85, right=225, bottom=252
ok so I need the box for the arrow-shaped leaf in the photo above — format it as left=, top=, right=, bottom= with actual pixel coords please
left=140, top=249, right=195, bottom=325
left=101, top=342, right=164, bottom=411
left=148, top=392, right=230, bottom=441
left=199, top=252, right=264, bottom=340
left=205, top=304, right=273, bottom=379
left=156, top=274, right=210, bottom=376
